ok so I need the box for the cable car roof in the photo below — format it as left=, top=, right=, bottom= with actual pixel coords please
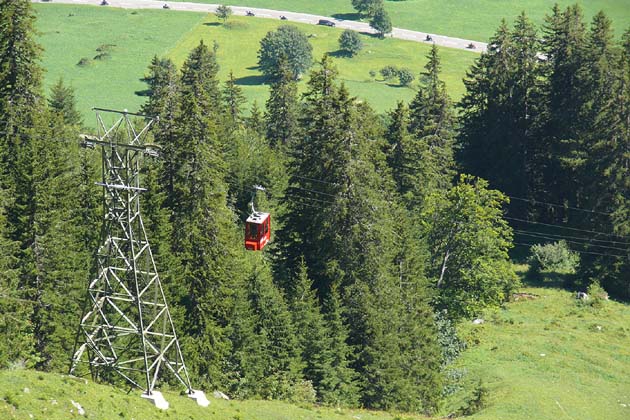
left=246, top=211, right=270, bottom=224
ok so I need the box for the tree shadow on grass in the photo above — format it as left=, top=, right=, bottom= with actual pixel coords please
left=134, top=89, right=151, bottom=97
left=359, top=31, right=384, bottom=39
left=331, top=12, right=362, bottom=21
left=203, top=22, right=221, bottom=27
left=328, top=49, right=352, bottom=58
left=246, top=65, right=261, bottom=71
left=235, top=74, right=267, bottom=86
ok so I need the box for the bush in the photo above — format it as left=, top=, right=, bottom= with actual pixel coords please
left=587, top=281, right=608, bottom=309
left=379, top=65, right=398, bottom=80
left=397, top=68, right=414, bottom=86
left=528, top=240, right=580, bottom=274
left=338, top=29, right=363, bottom=56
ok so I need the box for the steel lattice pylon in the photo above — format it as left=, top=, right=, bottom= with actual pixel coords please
left=70, top=108, right=194, bottom=403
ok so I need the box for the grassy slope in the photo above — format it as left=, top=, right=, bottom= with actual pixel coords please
left=33, top=4, right=206, bottom=122
left=169, top=0, right=630, bottom=41
left=449, top=276, right=630, bottom=419
left=167, top=14, right=474, bottom=112
left=34, top=4, right=475, bottom=122
left=0, top=369, right=428, bottom=420
left=2, top=282, right=628, bottom=419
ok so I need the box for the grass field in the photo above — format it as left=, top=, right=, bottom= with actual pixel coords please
left=0, top=369, right=429, bottom=420
left=34, top=4, right=475, bottom=123
left=169, top=0, right=630, bottom=42
left=445, top=267, right=630, bottom=420
left=2, top=279, right=628, bottom=419
left=34, top=4, right=206, bottom=124
left=167, top=14, right=475, bottom=112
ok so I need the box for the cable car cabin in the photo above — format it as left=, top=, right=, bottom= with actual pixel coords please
left=245, top=211, right=271, bottom=251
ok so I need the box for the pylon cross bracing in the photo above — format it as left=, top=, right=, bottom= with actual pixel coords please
left=70, top=108, right=192, bottom=396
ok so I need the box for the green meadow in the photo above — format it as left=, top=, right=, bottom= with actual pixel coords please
left=169, top=0, right=630, bottom=41
left=34, top=4, right=475, bottom=123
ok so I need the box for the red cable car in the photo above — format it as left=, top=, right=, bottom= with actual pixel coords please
left=245, top=185, right=271, bottom=251
left=245, top=211, right=271, bottom=251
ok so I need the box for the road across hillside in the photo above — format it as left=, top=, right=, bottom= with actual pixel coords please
left=32, top=0, right=488, bottom=52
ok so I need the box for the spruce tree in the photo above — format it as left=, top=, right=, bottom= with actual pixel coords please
left=265, top=56, right=300, bottom=148
left=405, top=44, right=456, bottom=209
left=222, top=70, right=246, bottom=127
left=48, top=78, right=82, bottom=126
left=168, top=41, right=243, bottom=388
left=459, top=15, right=541, bottom=217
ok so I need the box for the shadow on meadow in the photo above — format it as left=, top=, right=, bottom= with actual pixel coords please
left=235, top=74, right=267, bottom=86
left=331, top=12, right=362, bottom=21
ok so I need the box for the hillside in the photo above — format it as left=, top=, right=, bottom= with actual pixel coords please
left=2, top=284, right=628, bottom=420
left=33, top=4, right=474, bottom=123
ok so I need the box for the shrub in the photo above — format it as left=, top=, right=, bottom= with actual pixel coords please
left=379, top=65, right=398, bottom=80
left=397, top=67, right=414, bottom=86
left=587, top=281, right=608, bottom=309
left=528, top=240, right=580, bottom=274
left=339, top=29, right=363, bottom=56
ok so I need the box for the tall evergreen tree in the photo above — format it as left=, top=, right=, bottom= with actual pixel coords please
left=48, top=78, right=82, bottom=127
left=459, top=15, right=541, bottom=217
left=222, top=70, right=246, bottom=127
left=265, top=56, right=300, bottom=148
left=168, top=41, right=243, bottom=388
left=404, top=44, right=456, bottom=209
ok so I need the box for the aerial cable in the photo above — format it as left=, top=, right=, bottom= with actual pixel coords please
left=513, top=231, right=630, bottom=253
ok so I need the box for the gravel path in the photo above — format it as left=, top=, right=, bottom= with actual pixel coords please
left=33, top=0, right=487, bottom=52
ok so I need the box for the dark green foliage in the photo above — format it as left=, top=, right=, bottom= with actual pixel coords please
left=390, top=45, right=455, bottom=211
left=379, top=65, right=398, bottom=80
left=265, top=56, right=300, bottom=147
left=230, top=262, right=302, bottom=399
left=370, top=7, right=392, bottom=38
left=48, top=78, right=82, bottom=126
left=258, top=25, right=313, bottom=80
left=223, top=70, right=246, bottom=126
left=397, top=68, right=414, bottom=86
left=338, top=30, right=363, bottom=56
left=167, top=40, right=243, bottom=388
left=459, top=15, right=541, bottom=213
left=351, top=0, right=383, bottom=17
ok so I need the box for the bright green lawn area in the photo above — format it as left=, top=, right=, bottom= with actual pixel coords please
left=170, top=0, right=630, bottom=41
left=168, top=14, right=475, bottom=113
left=35, top=4, right=475, bottom=122
left=34, top=4, right=206, bottom=123
left=449, top=283, right=630, bottom=420
left=0, top=369, right=429, bottom=420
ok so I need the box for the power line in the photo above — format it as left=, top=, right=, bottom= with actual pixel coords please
left=505, top=216, right=629, bottom=241
left=512, top=228, right=630, bottom=246
left=513, top=231, right=629, bottom=253
left=513, top=241, right=627, bottom=259
left=506, top=195, right=613, bottom=216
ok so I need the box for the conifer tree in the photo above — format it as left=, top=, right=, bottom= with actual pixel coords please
left=48, top=78, right=82, bottom=126
left=168, top=41, right=242, bottom=388
left=265, top=56, right=300, bottom=147
left=280, top=57, right=443, bottom=411
left=405, top=44, right=456, bottom=209
left=289, top=259, right=337, bottom=401
left=141, top=56, right=181, bottom=197
left=459, top=15, right=541, bottom=215
left=222, top=70, right=246, bottom=127
left=539, top=5, right=590, bottom=218
left=230, top=261, right=302, bottom=399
